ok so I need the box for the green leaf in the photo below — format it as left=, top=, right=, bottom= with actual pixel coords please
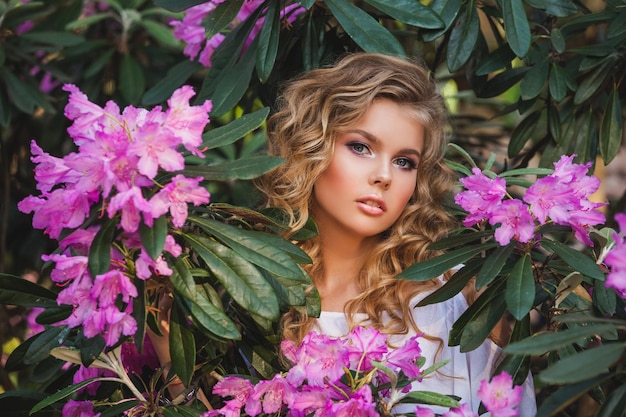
left=142, top=19, right=180, bottom=48
left=498, top=167, right=554, bottom=177
left=398, top=243, right=497, bottom=282
left=25, top=326, right=68, bottom=365
left=476, top=243, right=515, bottom=289
left=524, top=0, right=578, bottom=17
left=139, top=215, right=167, bottom=261
left=597, top=383, right=626, bottom=417
left=422, top=0, right=462, bottom=42
left=476, top=67, right=527, bottom=98
left=170, top=256, right=198, bottom=302
left=504, top=323, right=618, bottom=355
left=502, top=0, right=531, bottom=57
left=256, top=0, right=280, bottom=83
left=88, top=218, right=117, bottom=277
left=142, top=60, right=202, bottom=105
left=204, top=0, right=244, bottom=39
left=505, top=254, right=536, bottom=320
left=520, top=57, right=549, bottom=100
left=186, top=284, right=240, bottom=340
left=35, top=305, right=72, bottom=324
left=183, top=234, right=279, bottom=320
left=549, top=63, right=568, bottom=102
left=20, top=31, right=85, bottom=46
left=574, top=58, right=612, bottom=104
left=536, top=375, right=608, bottom=417
left=65, top=12, right=110, bottom=30
left=1, top=68, right=54, bottom=114
left=427, top=230, right=493, bottom=251
left=30, top=378, right=102, bottom=413
left=508, top=111, right=541, bottom=157
left=592, top=278, right=617, bottom=317
left=363, top=0, right=444, bottom=29
left=119, top=53, right=145, bottom=103
left=447, top=5, right=479, bottom=71
left=416, top=260, right=481, bottom=306
left=0, top=274, right=57, bottom=308
left=210, top=37, right=258, bottom=117
left=401, top=391, right=460, bottom=408
left=153, top=0, right=206, bottom=12
left=324, top=0, right=405, bottom=57
left=170, top=302, right=196, bottom=387
left=188, top=216, right=308, bottom=280
left=0, top=88, right=10, bottom=127
left=539, top=342, right=625, bottom=384
left=202, top=107, right=269, bottom=150
left=540, top=238, right=605, bottom=280
left=298, top=0, right=316, bottom=9
left=183, top=155, right=283, bottom=181
left=599, top=85, right=622, bottom=164
left=100, top=401, right=141, bottom=417
left=550, top=27, right=566, bottom=53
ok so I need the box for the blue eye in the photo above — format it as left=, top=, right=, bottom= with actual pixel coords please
left=395, top=158, right=417, bottom=170
left=348, top=142, right=370, bottom=155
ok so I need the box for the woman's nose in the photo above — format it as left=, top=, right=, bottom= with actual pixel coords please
left=369, top=164, right=391, bottom=189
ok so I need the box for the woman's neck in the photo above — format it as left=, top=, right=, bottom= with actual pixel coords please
left=314, top=231, right=378, bottom=312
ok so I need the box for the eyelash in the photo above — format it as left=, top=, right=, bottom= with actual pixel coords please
left=347, top=142, right=417, bottom=170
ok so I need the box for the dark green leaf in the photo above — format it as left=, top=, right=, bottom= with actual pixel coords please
left=20, top=31, right=85, bottom=46
left=184, top=234, right=279, bottom=320
left=536, top=375, right=608, bottom=417
left=399, top=243, right=497, bottom=282
left=84, top=49, right=116, bottom=79
left=475, top=45, right=516, bottom=75
left=65, top=12, right=110, bottom=30
left=30, top=378, right=101, bottom=413
left=599, top=85, right=622, bottom=164
left=139, top=215, right=167, bottom=261
left=325, top=0, right=405, bottom=57
left=119, top=53, right=145, bottom=103
left=298, top=0, right=316, bottom=9
left=132, top=280, right=146, bottom=354
left=210, top=37, right=258, bottom=117
left=142, top=60, right=203, bottom=105
left=170, top=302, right=196, bottom=387
left=0, top=274, right=57, bottom=307
left=548, top=104, right=561, bottom=142
left=188, top=216, right=308, bottom=280
left=204, top=0, right=245, bottom=39
left=592, top=278, right=617, bottom=317
left=153, top=0, right=206, bottom=12
left=416, top=260, right=481, bottom=306
left=524, top=0, right=578, bottom=17
left=201, top=107, right=269, bottom=149
left=549, top=63, right=568, bottom=102
left=427, top=230, right=493, bottom=250
left=502, top=0, right=531, bottom=57
left=504, top=323, right=618, bottom=355
left=550, top=28, right=566, bottom=53
left=0, top=88, right=10, bottom=127
left=508, top=111, right=541, bottom=157
left=170, top=256, right=197, bottom=302
left=256, top=0, right=280, bottom=83
left=574, top=58, right=613, bottom=104
left=541, top=238, right=605, bottom=280
left=505, top=254, right=536, bottom=320
left=363, top=0, right=444, bottom=29
left=100, top=400, right=141, bottom=417
left=422, top=0, right=462, bottom=42
left=183, top=155, right=283, bottom=181
left=88, top=218, right=117, bottom=277
left=499, top=167, right=553, bottom=178
left=25, top=326, right=68, bottom=365
left=1, top=68, right=54, bottom=114
left=476, top=67, right=528, bottom=98
left=6, top=334, right=38, bottom=371
left=186, top=284, right=240, bottom=340
left=539, top=342, right=625, bottom=384
left=494, top=316, right=532, bottom=386
left=597, top=383, right=626, bottom=417
left=447, top=5, right=479, bottom=71
left=476, top=243, right=515, bottom=289
left=142, top=20, right=180, bottom=48
left=35, top=305, right=72, bottom=324
left=520, top=57, right=549, bottom=100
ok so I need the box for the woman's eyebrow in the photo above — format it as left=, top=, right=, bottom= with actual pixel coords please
left=347, top=129, right=422, bottom=159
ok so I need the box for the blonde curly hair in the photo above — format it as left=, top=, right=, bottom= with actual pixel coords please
left=256, top=53, right=458, bottom=343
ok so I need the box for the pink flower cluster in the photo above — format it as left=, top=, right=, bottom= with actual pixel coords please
left=605, top=213, right=626, bottom=299
left=454, top=155, right=606, bottom=246
left=18, top=85, right=212, bottom=346
left=202, top=327, right=523, bottom=417
left=171, top=0, right=305, bottom=67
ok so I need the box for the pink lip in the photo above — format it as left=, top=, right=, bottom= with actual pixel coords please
left=356, top=195, right=387, bottom=215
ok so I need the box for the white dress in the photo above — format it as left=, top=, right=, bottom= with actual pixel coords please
left=314, top=288, right=537, bottom=416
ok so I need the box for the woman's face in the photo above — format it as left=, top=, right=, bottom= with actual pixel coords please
left=312, top=99, right=425, bottom=240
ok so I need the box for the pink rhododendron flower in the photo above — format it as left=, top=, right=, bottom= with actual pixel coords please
left=346, top=326, right=388, bottom=371
left=488, top=199, right=536, bottom=246
left=326, top=385, right=378, bottom=417
left=62, top=399, right=101, bottom=417
left=442, top=403, right=478, bottom=417
left=454, top=168, right=507, bottom=226
left=386, top=334, right=423, bottom=379
left=149, top=175, right=210, bottom=227
left=416, top=406, right=436, bottom=417
left=605, top=213, right=626, bottom=298
left=477, top=371, right=523, bottom=417
left=246, top=374, right=297, bottom=415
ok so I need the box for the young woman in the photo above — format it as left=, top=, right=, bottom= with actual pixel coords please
left=152, top=52, right=536, bottom=415
left=254, top=52, right=536, bottom=416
